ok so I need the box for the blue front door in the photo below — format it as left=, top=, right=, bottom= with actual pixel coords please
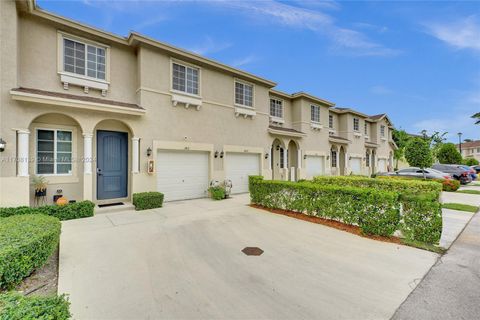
left=97, top=130, right=128, bottom=200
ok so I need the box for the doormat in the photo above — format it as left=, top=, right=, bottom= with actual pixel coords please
left=98, top=202, right=124, bottom=208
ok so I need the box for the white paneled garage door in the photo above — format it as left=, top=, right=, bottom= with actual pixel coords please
left=350, top=157, right=362, bottom=175
left=156, top=150, right=209, bottom=201
left=225, top=153, right=260, bottom=194
left=305, top=156, right=325, bottom=179
left=378, top=159, right=387, bottom=173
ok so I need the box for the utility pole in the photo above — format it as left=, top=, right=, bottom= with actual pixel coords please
left=458, top=132, right=463, bottom=155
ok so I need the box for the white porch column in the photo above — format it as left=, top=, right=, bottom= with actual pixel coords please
left=283, top=148, right=288, bottom=171
left=297, top=149, right=302, bottom=169
left=132, top=137, right=140, bottom=174
left=268, top=149, right=272, bottom=171
left=17, top=129, right=30, bottom=177
left=83, top=132, right=93, bottom=201
left=83, top=133, right=93, bottom=174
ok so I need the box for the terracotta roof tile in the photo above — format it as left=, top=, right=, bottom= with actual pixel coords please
left=458, top=140, right=480, bottom=148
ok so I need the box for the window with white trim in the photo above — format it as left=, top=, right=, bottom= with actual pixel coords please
left=36, top=129, right=72, bottom=175
left=366, top=151, right=370, bottom=167
left=364, top=122, right=368, bottom=135
left=270, top=98, right=283, bottom=118
left=329, top=114, right=334, bottom=129
left=331, top=149, right=337, bottom=168
left=380, top=125, right=386, bottom=137
left=172, top=62, right=199, bottom=95
left=353, top=118, right=360, bottom=132
left=311, top=105, right=320, bottom=123
left=63, top=38, right=106, bottom=80
left=235, top=81, right=253, bottom=107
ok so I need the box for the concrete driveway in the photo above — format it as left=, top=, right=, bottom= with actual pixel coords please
left=59, top=194, right=438, bottom=319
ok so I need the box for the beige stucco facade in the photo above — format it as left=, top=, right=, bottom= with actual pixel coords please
left=0, top=0, right=396, bottom=206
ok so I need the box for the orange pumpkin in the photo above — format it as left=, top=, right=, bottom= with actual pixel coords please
left=56, top=196, right=68, bottom=206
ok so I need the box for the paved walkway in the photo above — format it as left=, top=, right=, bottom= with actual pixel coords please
left=392, top=211, right=480, bottom=320
left=439, top=209, right=473, bottom=249
left=58, top=194, right=437, bottom=320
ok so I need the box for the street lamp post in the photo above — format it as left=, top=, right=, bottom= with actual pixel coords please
left=458, top=132, right=462, bottom=155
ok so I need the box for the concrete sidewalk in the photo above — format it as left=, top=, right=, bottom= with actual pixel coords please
left=392, top=211, right=480, bottom=320
left=58, top=194, right=438, bottom=320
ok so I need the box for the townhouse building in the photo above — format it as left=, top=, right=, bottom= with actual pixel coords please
left=0, top=0, right=396, bottom=207
left=458, top=140, right=480, bottom=162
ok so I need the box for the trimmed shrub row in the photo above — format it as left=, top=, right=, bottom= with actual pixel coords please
left=377, top=175, right=460, bottom=192
left=0, top=215, right=61, bottom=289
left=0, top=201, right=95, bottom=221
left=249, top=176, right=442, bottom=244
left=0, top=292, right=70, bottom=319
left=312, top=175, right=442, bottom=198
left=249, top=177, right=401, bottom=237
left=132, top=192, right=164, bottom=210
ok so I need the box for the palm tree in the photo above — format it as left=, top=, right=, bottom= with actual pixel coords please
left=473, top=112, right=480, bottom=125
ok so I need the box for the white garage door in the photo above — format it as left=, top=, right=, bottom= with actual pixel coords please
left=378, top=159, right=387, bottom=173
left=350, top=157, right=362, bottom=175
left=305, top=156, right=325, bottom=179
left=225, top=153, right=260, bottom=194
left=156, top=150, right=209, bottom=201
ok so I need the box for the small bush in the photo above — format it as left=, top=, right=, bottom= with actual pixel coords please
left=0, top=201, right=95, bottom=221
left=249, top=177, right=400, bottom=237
left=463, top=158, right=479, bottom=166
left=208, top=187, right=226, bottom=200
left=0, top=292, right=70, bottom=319
left=0, top=215, right=60, bottom=289
left=132, top=192, right=164, bottom=210
left=401, top=195, right=442, bottom=244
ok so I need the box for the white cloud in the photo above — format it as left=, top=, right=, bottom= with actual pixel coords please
left=231, top=54, right=258, bottom=67
left=370, top=85, right=393, bottom=95
left=411, top=113, right=479, bottom=142
left=187, top=36, right=232, bottom=55
left=209, top=0, right=399, bottom=56
left=132, top=16, right=168, bottom=31
left=424, top=15, right=480, bottom=52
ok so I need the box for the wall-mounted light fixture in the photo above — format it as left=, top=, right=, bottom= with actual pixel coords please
left=276, top=145, right=280, bottom=151
left=214, top=151, right=219, bottom=158
left=327, top=155, right=330, bottom=160
left=264, top=153, right=269, bottom=159
left=349, top=156, right=352, bottom=160
left=303, top=155, right=307, bottom=160
left=220, top=151, right=224, bottom=158
left=146, top=147, right=152, bottom=157
left=0, top=138, right=5, bottom=152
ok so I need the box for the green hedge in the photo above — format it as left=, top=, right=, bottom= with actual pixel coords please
left=250, top=176, right=443, bottom=244
left=0, top=201, right=95, bottom=221
left=377, top=175, right=460, bottom=192
left=0, top=292, right=70, bottom=319
left=132, top=192, right=164, bottom=210
left=0, top=215, right=61, bottom=289
left=313, top=175, right=442, bottom=198
left=249, top=177, right=400, bottom=237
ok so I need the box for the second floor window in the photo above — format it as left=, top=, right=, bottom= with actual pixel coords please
left=329, top=115, right=334, bottom=129
left=381, top=125, right=386, bottom=137
left=364, top=122, right=368, bottom=135
left=235, top=81, right=253, bottom=107
left=311, top=105, right=320, bottom=123
left=270, top=99, right=283, bottom=118
left=353, top=118, right=359, bottom=132
left=172, top=63, right=199, bottom=95
left=64, top=38, right=105, bottom=80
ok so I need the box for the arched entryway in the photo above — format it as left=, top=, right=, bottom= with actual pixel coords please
left=271, top=138, right=285, bottom=180
left=287, top=140, right=298, bottom=181
left=93, top=119, right=134, bottom=202
left=27, top=113, right=84, bottom=205
left=339, top=146, right=346, bottom=176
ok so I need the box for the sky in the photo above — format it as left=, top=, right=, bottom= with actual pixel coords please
left=38, top=0, right=480, bottom=142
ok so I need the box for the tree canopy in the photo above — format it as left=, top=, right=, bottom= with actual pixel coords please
left=437, top=143, right=463, bottom=164
left=404, top=138, right=433, bottom=168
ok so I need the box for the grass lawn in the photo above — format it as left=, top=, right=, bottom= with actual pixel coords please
left=456, top=189, right=480, bottom=195
left=442, top=203, right=479, bottom=213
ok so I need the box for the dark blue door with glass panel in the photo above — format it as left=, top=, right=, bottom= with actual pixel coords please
left=97, top=130, right=128, bottom=200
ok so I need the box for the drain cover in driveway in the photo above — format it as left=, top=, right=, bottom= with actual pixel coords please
left=242, top=247, right=264, bottom=256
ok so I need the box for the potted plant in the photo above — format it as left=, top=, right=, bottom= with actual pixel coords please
left=32, top=175, right=48, bottom=197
